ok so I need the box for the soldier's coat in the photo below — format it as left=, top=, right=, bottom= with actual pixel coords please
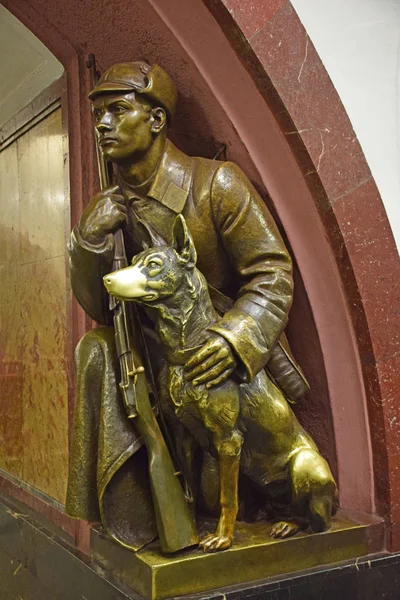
left=66, top=140, right=309, bottom=550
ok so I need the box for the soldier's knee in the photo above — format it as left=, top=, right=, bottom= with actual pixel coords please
left=75, top=326, right=115, bottom=365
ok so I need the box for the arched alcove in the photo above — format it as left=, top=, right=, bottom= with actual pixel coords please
left=3, top=0, right=386, bottom=537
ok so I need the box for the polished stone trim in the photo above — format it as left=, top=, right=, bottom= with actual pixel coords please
left=0, top=77, right=62, bottom=148
left=0, top=493, right=136, bottom=600
left=0, top=467, right=65, bottom=512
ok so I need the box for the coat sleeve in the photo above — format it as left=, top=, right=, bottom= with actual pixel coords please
left=68, top=226, right=115, bottom=325
left=208, top=161, right=293, bottom=382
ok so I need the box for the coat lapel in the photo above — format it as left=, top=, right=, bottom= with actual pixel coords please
left=147, top=140, right=193, bottom=214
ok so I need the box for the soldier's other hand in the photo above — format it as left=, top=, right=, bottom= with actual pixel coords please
left=184, top=334, right=236, bottom=389
left=79, top=185, right=128, bottom=244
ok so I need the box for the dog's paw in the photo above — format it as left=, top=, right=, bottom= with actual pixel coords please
left=270, top=520, right=301, bottom=539
left=199, top=533, right=232, bottom=552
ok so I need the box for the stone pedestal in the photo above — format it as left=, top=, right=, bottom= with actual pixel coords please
left=91, top=512, right=384, bottom=599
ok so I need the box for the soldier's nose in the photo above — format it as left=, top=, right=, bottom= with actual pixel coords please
left=97, top=122, right=113, bottom=133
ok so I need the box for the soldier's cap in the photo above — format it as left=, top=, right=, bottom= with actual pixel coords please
left=88, top=61, right=177, bottom=123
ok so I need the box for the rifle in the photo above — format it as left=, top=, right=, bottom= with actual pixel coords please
left=86, top=55, right=198, bottom=553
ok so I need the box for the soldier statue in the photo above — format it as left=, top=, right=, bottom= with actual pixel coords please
left=66, top=62, right=336, bottom=554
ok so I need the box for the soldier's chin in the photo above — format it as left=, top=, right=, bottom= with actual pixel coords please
left=101, top=145, right=115, bottom=156
left=100, top=146, right=126, bottom=163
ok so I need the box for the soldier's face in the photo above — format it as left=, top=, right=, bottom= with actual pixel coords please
left=92, top=92, right=154, bottom=164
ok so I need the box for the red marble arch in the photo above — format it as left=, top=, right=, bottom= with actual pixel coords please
left=3, top=0, right=399, bottom=551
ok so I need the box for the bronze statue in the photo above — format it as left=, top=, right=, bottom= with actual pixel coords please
left=66, top=61, right=337, bottom=554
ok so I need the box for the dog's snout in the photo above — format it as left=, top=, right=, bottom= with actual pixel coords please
left=103, top=274, right=116, bottom=293
left=103, top=265, right=148, bottom=299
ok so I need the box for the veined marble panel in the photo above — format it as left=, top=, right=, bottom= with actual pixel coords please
left=0, top=142, right=20, bottom=265
left=17, top=109, right=66, bottom=265
left=0, top=107, right=69, bottom=501
left=22, top=363, right=68, bottom=502
left=19, top=255, right=67, bottom=366
left=0, top=142, right=23, bottom=478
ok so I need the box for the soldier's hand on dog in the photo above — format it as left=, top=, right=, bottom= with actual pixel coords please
left=184, top=333, right=237, bottom=388
left=79, top=185, right=128, bottom=244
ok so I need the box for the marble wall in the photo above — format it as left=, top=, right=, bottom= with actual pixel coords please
left=0, top=108, right=69, bottom=504
left=216, top=0, right=400, bottom=549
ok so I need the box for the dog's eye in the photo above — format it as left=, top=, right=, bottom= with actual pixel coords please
left=147, top=259, right=162, bottom=269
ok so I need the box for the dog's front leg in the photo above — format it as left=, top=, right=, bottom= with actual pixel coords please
left=200, top=429, right=243, bottom=552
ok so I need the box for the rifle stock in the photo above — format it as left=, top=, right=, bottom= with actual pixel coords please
left=87, top=54, right=198, bottom=553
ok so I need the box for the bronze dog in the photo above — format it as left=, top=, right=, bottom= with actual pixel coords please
left=104, top=215, right=337, bottom=552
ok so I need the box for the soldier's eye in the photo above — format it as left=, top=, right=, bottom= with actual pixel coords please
left=112, top=105, right=126, bottom=114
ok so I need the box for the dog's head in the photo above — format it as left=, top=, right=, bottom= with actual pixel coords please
left=103, top=215, right=197, bottom=305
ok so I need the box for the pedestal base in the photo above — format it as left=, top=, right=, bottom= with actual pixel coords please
left=91, top=511, right=384, bottom=599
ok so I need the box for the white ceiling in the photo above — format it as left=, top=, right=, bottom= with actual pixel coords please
left=0, top=6, right=64, bottom=128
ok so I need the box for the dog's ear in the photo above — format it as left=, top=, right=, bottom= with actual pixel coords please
left=172, top=215, right=197, bottom=267
left=136, top=220, right=166, bottom=250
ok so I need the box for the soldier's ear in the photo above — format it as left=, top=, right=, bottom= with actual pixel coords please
left=173, top=215, right=197, bottom=268
left=150, top=107, right=167, bottom=134
left=136, top=220, right=166, bottom=250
